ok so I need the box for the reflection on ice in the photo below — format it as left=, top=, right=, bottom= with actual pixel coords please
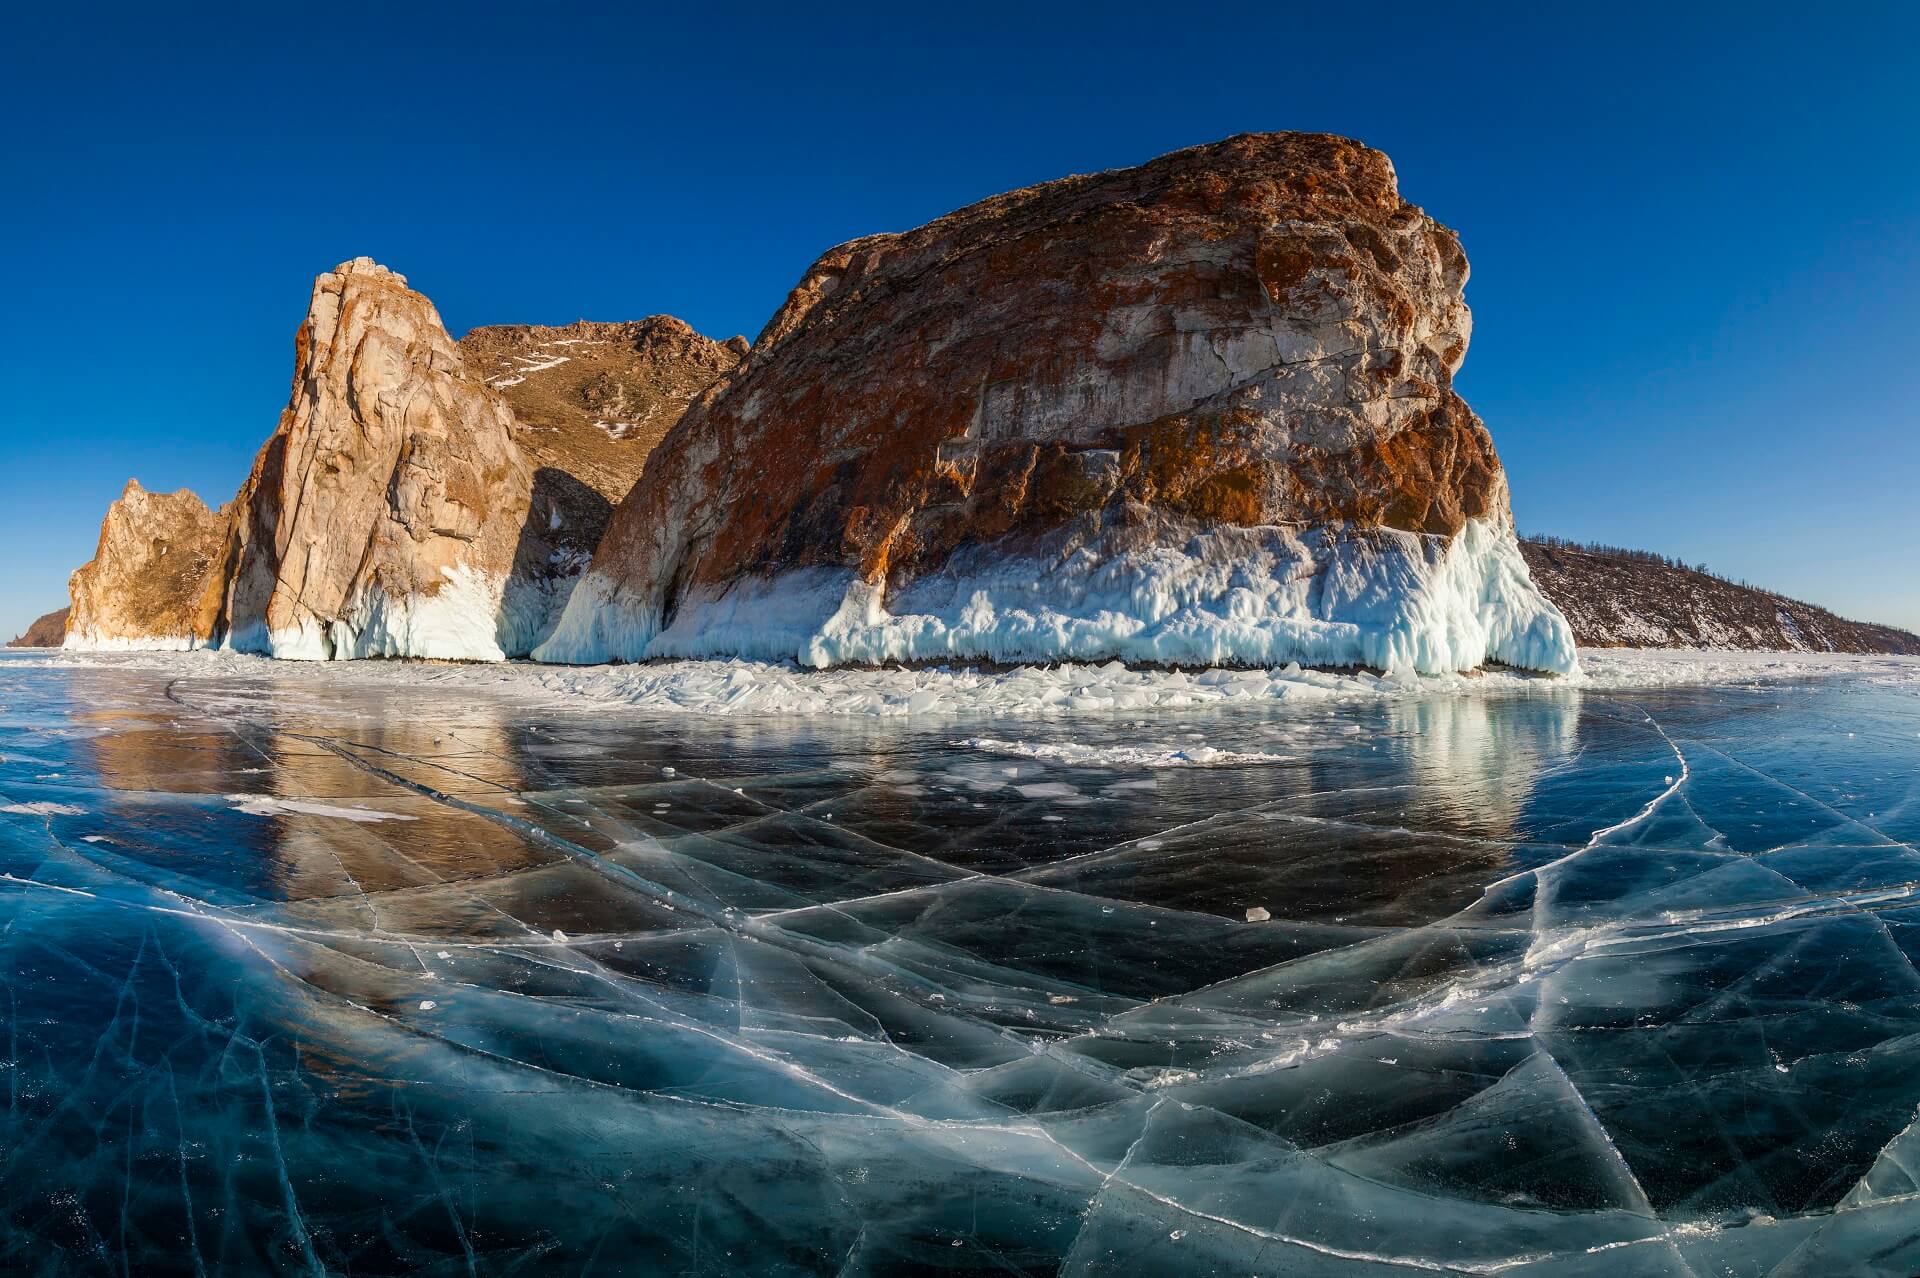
left=1, top=653, right=1919, bottom=1273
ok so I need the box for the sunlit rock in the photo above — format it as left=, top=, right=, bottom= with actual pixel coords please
left=537, top=133, right=1577, bottom=674
left=219, top=259, right=538, bottom=660
left=64, top=480, right=229, bottom=651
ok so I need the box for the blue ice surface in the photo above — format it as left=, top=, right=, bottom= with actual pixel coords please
left=1, top=650, right=1918, bottom=1274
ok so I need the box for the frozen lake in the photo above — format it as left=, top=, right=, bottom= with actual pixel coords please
left=2, top=651, right=1919, bottom=1274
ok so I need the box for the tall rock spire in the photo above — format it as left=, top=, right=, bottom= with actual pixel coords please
left=218, top=258, right=537, bottom=659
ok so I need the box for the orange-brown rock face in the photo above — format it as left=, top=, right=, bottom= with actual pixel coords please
left=65, top=481, right=230, bottom=650
left=537, top=133, right=1576, bottom=673
left=61, top=260, right=658, bottom=660
left=457, top=317, right=746, bottom=594
left=6, top=607, right=69, bottom=648
left=219, top=259, right=543, bottom=659
left=459, top=317, right=746, bottom=503
left=60, top=262, right=740, bottom=662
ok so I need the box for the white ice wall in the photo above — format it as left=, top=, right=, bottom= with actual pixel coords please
left=534, top=519, right=1580, bottom=676
left=225, top=566, right=514, bottom=662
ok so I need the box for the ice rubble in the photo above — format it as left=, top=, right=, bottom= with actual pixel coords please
left=962, top=738, right=1294, bottom=768
left=23, top=645, right=1920, bottom=722
left=535, top=519, right=1582, bottom=677
left=61, top=630, right=215, bottom=653
left=519, top=647, right=1918, bottom=717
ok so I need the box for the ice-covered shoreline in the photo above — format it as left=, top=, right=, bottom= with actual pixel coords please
left=10, top=645, right=1917, bottom=720
left=536, top=519, right=1581, bottom=677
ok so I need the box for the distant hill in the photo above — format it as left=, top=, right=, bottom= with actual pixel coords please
left=458, top=318, right=746, bottom=505
left=6, top=607, right=68, bottom=648
left=1521, top=539, right=1920, bottom=654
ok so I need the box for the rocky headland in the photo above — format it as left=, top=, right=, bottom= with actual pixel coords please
left=1521, top=541, right=1920, bottom=654
left=66, top=481, right=230, bottom=650
left=6, top=608, right=71, bottom=649
left=63, top=261, right=737, bottom=660
left=535, top=133, right=1575, bottom=673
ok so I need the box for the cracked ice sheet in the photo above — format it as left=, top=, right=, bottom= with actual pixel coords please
left=2, top=651, right=1920, bottom=1273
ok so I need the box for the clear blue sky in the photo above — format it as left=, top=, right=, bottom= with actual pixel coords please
left=4, top=2, right=1916, bottom=639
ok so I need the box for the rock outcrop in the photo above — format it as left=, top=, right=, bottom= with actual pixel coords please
left=458, top=318, right=746, bottom=599
left=218, top=259, right=543, bottom=660
left=67, top=260, right=584, bottom=660
left=1522, top=541, right=1920, bottom=654
left=65, top=482, right=230, bottom=650
left=459, top=318, right=746, bottom=503
left=7, top=607, right=71, bottom=648
left=536, top=132, right=1577, bottom=674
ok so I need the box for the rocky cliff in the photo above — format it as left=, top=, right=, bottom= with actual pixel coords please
left=1522, top=541, right=1920, bottom=654
left=458, top=318, right=745, bottom=598
left=63, top=262, right=744, bottom=661
left=66, top=481, right=230, bottom=650
left=66, top=260, right=598, bottom=660
left=217, top=258, right=543, bottom=660
left=6, top=607, right=70, bottom=648
left=536, top=132, right=1576, bottom=674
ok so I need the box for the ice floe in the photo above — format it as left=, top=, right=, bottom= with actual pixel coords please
left=963, top=738, right=1293, bottom=768
left=225, top=796, right=417, bottom=822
